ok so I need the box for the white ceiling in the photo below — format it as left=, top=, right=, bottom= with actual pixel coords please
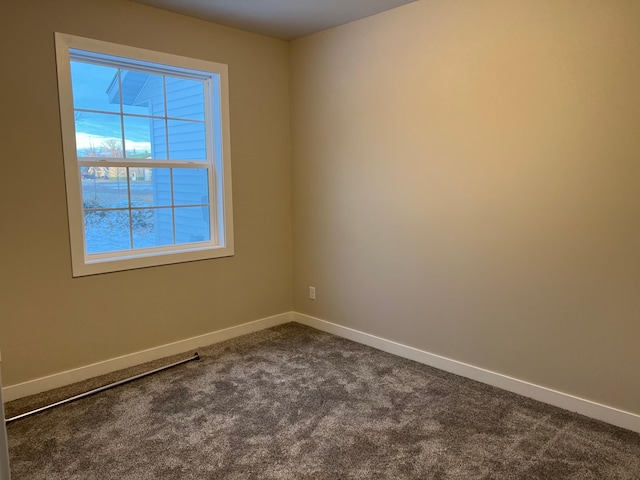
left=131, top=0, right=417, bottom=40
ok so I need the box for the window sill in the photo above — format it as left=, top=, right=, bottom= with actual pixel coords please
left=72, top=244, right=234, bottom=277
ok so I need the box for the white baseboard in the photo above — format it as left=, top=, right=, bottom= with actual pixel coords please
left=293, top=312, right=640, bottom=434
left=5, top=311, right=639, bottom=434
left=2, top=312, right=293, bottom=402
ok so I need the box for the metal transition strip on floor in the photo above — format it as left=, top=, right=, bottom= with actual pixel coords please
left=5, top=352, right=200, bottom=424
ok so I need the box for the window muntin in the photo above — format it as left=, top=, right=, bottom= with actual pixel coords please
left=56, top=33, right=233, bottom=276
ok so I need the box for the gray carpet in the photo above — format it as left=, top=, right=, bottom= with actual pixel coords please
left=5, top=323, right=640, bottom=479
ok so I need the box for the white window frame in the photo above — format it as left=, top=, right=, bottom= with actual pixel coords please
left=55, top=33, right=234, bottom=277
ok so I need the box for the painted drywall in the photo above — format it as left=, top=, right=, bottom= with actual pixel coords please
left=291, top=1, right=640, bottom=414
left=0, top=0, right=291, bottom=386
left=0, top=354, right=10, bottom=479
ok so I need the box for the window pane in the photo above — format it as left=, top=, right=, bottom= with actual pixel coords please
left=123, top=116, right=154, bottom=159
left=82, top=170, right=129, bottom=209
left=71, top=61, right=120, bottom=113
left=175, top=206, right=210, bottom=244
left=155, top=207, right=175, bottom=245
left=166, top=77, right=205, bottom=120
left=130, top=168, right=171, bottom=207
left=168, top=120, right=206, bottom=160
left=132, top=208, right=174, bottom=249
left=75, top=112, right=123, bottom=157
left=84, top=210, right=131, bottom=254
left=121, top=70, right=165, bottom=116
left=173, top=168, right=209, bottom=206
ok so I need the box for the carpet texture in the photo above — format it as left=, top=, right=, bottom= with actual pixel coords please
left=5, top=323, right=640, bottom=479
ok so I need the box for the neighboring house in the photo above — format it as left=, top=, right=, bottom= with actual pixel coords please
left=81, top=166, right=109, bottom=179
left=106, top=70, right=211, bottom=245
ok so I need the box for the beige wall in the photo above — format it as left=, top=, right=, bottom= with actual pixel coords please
left=0, top=0, right=291, bottom=386
left=1, top=0, right=638, bottom=417
left=291, top=1, right=640, bottom=414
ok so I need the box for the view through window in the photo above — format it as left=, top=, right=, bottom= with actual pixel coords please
left=56, top=34, right=233, bottom=276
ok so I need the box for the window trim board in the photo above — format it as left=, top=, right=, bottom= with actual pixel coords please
left=55, top=32, right=234, bottom=277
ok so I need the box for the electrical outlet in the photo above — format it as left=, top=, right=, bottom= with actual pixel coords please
left=309, top=286, right=316, bottom=300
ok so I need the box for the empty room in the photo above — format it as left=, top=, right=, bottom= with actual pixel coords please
left=1, top=0, right=639, bottom=478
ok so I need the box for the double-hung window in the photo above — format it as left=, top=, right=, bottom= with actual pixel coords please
left=55, top=33, right=233, bottom=276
